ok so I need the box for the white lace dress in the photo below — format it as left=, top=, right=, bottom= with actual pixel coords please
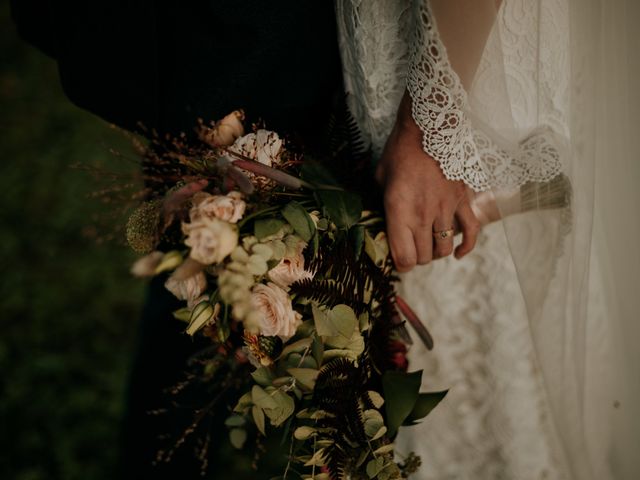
left=334, top=1, right=598, bottom=478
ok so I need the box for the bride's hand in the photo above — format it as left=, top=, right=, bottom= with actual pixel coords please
left=376, top=91, right=480, bottom=272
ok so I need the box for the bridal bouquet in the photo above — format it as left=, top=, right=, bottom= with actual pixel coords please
left=126, top=110, right=445, bottom=479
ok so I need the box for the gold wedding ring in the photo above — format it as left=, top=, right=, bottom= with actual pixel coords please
left=433, top=229, right=455, bottom=240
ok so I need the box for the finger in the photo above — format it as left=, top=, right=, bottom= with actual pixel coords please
left=413, top=220, right=434, bottom=265
left=454, top=201, right=481, bottom=259
left=432, top=209, right=456, bottom=259
left=386, top=208, right=417, bottom=272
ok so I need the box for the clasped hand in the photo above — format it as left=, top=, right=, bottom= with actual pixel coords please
left=376, top=92, right=480, bottom=272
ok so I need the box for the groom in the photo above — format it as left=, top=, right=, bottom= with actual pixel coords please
left=12, top=1, right=479, bottom=477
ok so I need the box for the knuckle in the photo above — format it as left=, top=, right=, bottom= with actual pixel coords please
left=436, top=244, right=454, bottom=258
left=395, top=255, right=416, bottom=270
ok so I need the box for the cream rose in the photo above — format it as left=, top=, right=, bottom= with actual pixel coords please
left=165, top=270, right=207, bottom=305
left=267, top=243, right=313, bottom=289
left=250, top=282, right=302, bottom=340
left=183, top=218, right=238, bottom=265
left=190, top=191, right=246, bottom=224
left=230, top=129, right=283, bottom=166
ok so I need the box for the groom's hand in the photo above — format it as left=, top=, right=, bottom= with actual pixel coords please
left=376, top=91, right=480, bottom=272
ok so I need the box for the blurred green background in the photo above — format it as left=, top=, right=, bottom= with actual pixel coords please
left=0, top=3, right=144, bottom=479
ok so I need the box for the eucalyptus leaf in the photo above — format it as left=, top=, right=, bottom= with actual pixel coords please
left=364, top=230, right=390, bottom=267
left=229, top=428, right=247, bottom=449
left=382, top=370, right=423, bottom=437
left=252, top=385, right=278, bottom=410
left=312, top=334, right=324, bottom=366
left=279, top=338, right=313, bottom=359
left=263, top=389, right=295, bottom=426
left=251, top=367, right=275, bottom=387
left=329, top=304, right=358, bottom=339
left=312, top=303, right=338, bottom=337
left=287, top=368, right=319, bottom=391
left=366, top=457, right=385, bottom=478
left=252, top=405, right=266, bottom=435
left=373, top=444, right=395, bottom=455
left=317, top=189, right=363, bottom=229
left=281, top=201, right=315, bottom=242
left=293, top=426, right=316, bottom=440
left=234, top=392, right=253, bottom=413
left=224, top=415, right=246, bottom=428
left=255, top=218, right=286, bottom=240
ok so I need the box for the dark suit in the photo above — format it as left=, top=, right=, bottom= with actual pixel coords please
left=12, top=2, right=343, bottom=478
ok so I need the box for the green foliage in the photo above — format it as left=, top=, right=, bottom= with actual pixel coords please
left=316, top=189, right=363, bottom=230
left=382, top=371, right=423, bottom=437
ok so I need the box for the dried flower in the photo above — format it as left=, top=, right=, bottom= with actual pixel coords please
left=198, top=110, right=245, bottom=147
left=183, top=218, right=238, bottom=265
left=126, top=200, right=162, bottom=254
left=230, top=129, right=283, bottom=166
left=250, top=282, right=302, bottom=341
left=190, top=191, right=246, bottom=224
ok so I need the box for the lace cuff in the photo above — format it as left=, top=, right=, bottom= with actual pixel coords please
left=407, top=1, right=562, bottom=192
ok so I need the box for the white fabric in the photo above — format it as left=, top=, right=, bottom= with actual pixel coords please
left=336, top=0, right=640, bottom=479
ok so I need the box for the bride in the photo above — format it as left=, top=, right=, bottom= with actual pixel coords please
left=13, top=0, right=639, bottom=478
left=338, top=1, right=639, bottom=479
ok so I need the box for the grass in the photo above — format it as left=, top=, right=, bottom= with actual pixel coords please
left=0, top=2, right=144, bottom=479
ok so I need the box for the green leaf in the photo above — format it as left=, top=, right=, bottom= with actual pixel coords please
left=301, top=160, right=339, bottom=186
left=234, top=392, right=253, bottom=413
left=382, top=370, right=423, bottom=437
left=279, top=338, right=312, bottom=359
left=252, top=405, right=266, bottom=435
left=224, top=415, right=246, bottom=428
left=373, top=444, right=395, bottom=455
left=263, top=389, right=295, bottom=427
left=251, top=367, right=275, bottom=387
left=312, top=334, right=324, bottom=366
left=251, top=385, right=278, bottom=410
left=366, top=457, right=385, bottom=478
left=229, top=428, right=247, bottom=449
left=350, top=225, right=365, bottom=259
left=312, top=303, right=358, bottom=340
left=287, top=368, right=319, bottom=391
left=329, top=304, right=358, bottom=339
left=312, top=303, right=337, bottom=337
left=403, top=391, right=448, bottom=425
left=363, top=409, right=385, bottom=438
left=293, top=426, right=316, bottom=440
left=281, top=201, right=316, bottom=242
left=364, top=230, right=389, bottom=267
left=317, top=189, right=363, bottom=229
left=255, top=218, right=286, bottom=240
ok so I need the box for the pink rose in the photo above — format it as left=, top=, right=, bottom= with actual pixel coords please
left=267, top=243, right=313, bottom=289
left=250, top=282, right=302, bottom=341
left=165, top=270, right=207, bottom=306
left=190, top=191, right=246, bottom=224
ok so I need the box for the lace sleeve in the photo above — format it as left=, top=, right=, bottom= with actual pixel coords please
left=407, top=0, right=562, bottom=192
